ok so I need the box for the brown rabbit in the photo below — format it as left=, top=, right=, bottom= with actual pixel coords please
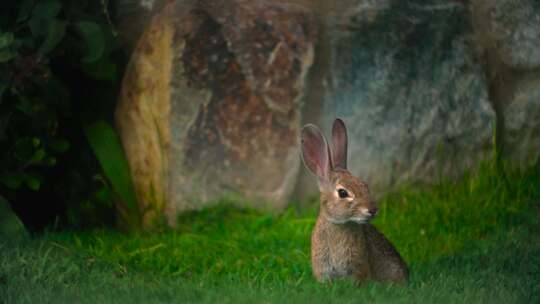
left=301, top=118, right=408, bottom=284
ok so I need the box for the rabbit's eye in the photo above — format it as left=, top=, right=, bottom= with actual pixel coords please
left=337, top=188, right=349, bottom=198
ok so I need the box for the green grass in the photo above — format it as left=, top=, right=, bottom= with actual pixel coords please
left=1, top=160, right=540, bottom=303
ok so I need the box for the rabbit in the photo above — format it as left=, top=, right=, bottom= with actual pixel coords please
left=300, top=118, right=409, bottom=284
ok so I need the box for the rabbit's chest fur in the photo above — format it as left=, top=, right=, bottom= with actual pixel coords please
left=312, top=218, right=370, bottom=281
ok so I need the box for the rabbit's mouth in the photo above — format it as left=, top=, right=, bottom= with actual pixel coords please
left=326, top=215, right=372, bottom=225
left=325, top=207, right=378, bottom=224
left=349, top=216, right=371, bottom=224
left=349, top=208, right=378, bottom=224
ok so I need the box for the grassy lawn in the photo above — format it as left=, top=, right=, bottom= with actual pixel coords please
left=1, top=161, right=539, bottom=303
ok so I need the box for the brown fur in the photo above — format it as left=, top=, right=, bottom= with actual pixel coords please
left=301, top=119, right=408, bottom=284
left=311, top=170, right=408, bottom=284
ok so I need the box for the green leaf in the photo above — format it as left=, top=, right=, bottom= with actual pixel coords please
left=76, top=21, right=105, bottom=63
left=17, top=0, right=35, bottom=23
left=94, top=186, right=113, bottom=206
left=24, top=173, right=41, bottom=191
left=0, top=172, right=25, bottom=189
left=0, top=196, right=29, bottom=241
left=28, top=16, right=51, bottom=37
left=18, top=35, right=37, bottom=49
left=82, top=57, right=118, bottom=82
left=64, top=0, right=89, bottom=19
left=0, top=32, right=14, bottom=49
left=44, top=156, right=57, bottom=166
left=29, top=148, right=46, bottom=164
left=45, top=156, right=57, bottom=167
left=14, top=98, right=34, bottom=115
left=32, top=0, right=62, bottom=19
left=38, top=19, right=66, bottom=54
left=83, top=121, right=139, bottom=216
left=0, top=50, right=16, bottom=63
left=13, top=138, right=36, bottom=161
left=49, top=138, right=70, bottom=153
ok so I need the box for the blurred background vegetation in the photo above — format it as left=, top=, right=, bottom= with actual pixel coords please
left=0, top=0, right=129, bottom=232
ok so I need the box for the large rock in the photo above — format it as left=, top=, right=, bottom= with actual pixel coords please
left=472, top=0, right=540, bottom=70
left=503, top=76, right=540, bottom=165
left=301, top=0, right=496, bottom=196
left=115, top=1, right=316, bottom=226
left=115, top=0, right=540, bottom=218
left=471, top=0, right=540, bottom=165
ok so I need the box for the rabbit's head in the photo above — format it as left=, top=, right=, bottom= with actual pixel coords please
left=301, top=118, right=378, bottom=224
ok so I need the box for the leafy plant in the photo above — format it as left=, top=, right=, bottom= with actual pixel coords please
left=0, top=0, right=128, bottom=229
left=84, top=121, right=141, bottom=230
left=0, top=195, right=28, bottom=240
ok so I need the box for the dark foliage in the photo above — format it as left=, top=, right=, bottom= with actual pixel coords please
left=0, top=0, right=127, bottom=231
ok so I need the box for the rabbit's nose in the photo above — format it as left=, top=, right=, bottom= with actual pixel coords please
left=369, top=207, right=379, bottom=216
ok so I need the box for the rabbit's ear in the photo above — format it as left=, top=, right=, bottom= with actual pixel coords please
left=301, top=124, right=331, bottom=182
left=331, top=118, right=348, bottom=169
